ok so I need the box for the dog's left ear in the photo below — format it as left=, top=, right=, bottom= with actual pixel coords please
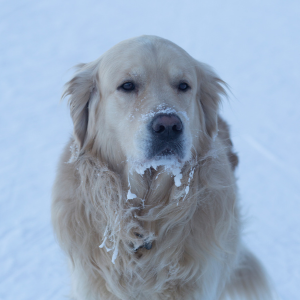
left=62, top=61, right=100, bottom=149
left=196, top=62, right=227, bottom=139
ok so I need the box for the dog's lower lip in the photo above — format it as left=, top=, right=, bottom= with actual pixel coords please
left=159, top=148, right=174, bottom=156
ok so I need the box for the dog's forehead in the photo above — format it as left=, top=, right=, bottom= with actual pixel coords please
left=99, top=36, right=196, bottom=81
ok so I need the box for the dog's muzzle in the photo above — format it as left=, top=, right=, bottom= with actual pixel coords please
left=147, top=113, right=184, bottom=159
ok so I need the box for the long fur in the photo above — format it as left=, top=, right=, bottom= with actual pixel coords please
left=52, top=36, right=276, bottom=300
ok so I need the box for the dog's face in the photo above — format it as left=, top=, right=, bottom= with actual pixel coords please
left=98, top=38, right=199, bottom=166
left=64, top=36, right=225, bottom=170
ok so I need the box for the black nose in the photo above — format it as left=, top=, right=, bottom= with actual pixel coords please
left=151, top=114, right=183, bottom=140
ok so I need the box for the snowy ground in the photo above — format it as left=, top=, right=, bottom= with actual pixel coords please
left=1, top=0, right=299, bottom=299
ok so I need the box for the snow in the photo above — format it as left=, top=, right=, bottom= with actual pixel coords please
left=127, top=173, right=138, bottom=200
left=111, top=244, right=119, bottom=265
left=128, top=157, right=184, bottom=201
left=172, top=167, right=183, bottom=187
left=67, top=140, right=79, bottom=163
left=1, top=0, right=300, bottom=299
left=127, top=189, right=138, bottom=201
left=182, top=167, right=195, bottom=202
left=141, top=105, right=189, bottom=123
left=99, top=226, right=112, bottom=252
left=130, top=157, right=184, bottom=185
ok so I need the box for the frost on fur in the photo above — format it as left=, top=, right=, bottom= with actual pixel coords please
left=67, top=140, right=79, bottom=163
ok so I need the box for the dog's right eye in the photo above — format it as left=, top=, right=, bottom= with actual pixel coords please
left=178, top=82, right=190, bottom=91
left=120, top=82, right=135, bottom=91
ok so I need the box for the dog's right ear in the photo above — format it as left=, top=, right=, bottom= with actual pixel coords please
left=62, top=61, right=99, bottom=149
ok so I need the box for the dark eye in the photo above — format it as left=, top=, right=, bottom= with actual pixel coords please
left=178, top=82, right=189, bottom=91
left=121, top=82, right=135, bottom=91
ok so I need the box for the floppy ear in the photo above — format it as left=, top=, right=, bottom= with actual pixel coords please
left=62, top=61, right=100, bottom=149
left=197, top=62, right=227, bottom=139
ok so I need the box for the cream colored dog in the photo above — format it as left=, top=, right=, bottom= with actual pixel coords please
left=52, top=36, right=275, bottom=300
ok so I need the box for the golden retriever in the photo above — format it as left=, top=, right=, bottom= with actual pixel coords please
left=52, top=35, right=276, bottom=300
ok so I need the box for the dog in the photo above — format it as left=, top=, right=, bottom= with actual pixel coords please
left=52, top=35, right=276, bottom=300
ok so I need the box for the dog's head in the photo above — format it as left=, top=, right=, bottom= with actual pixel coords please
left=63, top=36, right=226, bottom=170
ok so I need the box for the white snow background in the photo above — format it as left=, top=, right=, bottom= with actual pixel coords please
left=1, top=0, right=299, bottom=299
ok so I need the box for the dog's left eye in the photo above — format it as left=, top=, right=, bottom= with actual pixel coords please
left=120, top=82, right=135, bottom=91
left=178, top=82, right=190, bottom=91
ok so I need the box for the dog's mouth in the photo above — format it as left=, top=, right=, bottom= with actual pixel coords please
left=158, top=147, right=175, bottom=157
left=147, top=142, right=184, bottom=161
left=129, top=142, right=185, bottom=177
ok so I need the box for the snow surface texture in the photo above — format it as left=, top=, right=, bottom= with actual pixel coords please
left=1, top=0, right=300, bottom=299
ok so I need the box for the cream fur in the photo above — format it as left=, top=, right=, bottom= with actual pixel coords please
left=52, top=36, right=275, bottom=300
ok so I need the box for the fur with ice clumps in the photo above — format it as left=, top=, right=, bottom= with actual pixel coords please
left=129, top=157, right=184, bottom=185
